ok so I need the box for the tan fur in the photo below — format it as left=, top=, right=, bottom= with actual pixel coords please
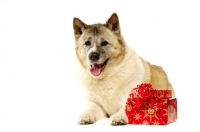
left=73, top=13, right=175, bottom=125
left=140, top=57, right=175, bottom=95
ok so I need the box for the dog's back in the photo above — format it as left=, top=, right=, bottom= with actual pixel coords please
left=140, top=56, right=175, bottom=96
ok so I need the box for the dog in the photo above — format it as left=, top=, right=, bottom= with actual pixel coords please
left=72, top=13, right=175, bottom=125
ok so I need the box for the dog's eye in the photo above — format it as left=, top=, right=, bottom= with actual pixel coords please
left=101, top=41, right=109, bottom=46
left=84, top=41, right=91, bottom=46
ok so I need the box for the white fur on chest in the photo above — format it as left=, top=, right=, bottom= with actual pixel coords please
left=86, top=81, right=137, bottom=116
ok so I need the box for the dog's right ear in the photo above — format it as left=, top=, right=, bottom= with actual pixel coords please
left=106, top=13, right=120, bottom=36
left=73, top=18, right=87, bottom=40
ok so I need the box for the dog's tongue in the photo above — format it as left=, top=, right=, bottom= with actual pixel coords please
left=90, top=64, right=102, bottom=76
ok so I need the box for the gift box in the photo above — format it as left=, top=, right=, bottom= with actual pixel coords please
left=125, top=83, right=177, bottom=125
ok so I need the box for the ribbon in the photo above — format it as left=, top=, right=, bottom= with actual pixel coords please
left=131, top=83, right=172, bottom=99
left=129, top=83, right=173, bottom=109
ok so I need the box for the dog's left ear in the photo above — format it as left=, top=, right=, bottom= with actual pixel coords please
left=73, top=17, right=87, bottom=40
left=106, top=13, right=120, bottom=36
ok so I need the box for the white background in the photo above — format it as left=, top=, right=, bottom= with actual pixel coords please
left=0, top=0, right=200, bottom=132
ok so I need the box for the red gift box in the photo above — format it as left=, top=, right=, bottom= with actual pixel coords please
left=125, top=83, right=177, bottom=125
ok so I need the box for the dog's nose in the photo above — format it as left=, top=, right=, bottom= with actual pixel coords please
left=89, top=52, right=99, bottom=61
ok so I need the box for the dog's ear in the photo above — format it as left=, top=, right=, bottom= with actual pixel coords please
left=106, top=13, right=120, bottom=36
left=73, top=17, right=87, bottom=40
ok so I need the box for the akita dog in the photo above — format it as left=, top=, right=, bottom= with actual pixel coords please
left=73, top=13, right=175, bottom=125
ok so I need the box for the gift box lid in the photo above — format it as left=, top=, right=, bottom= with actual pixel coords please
left=130, top=83, right=172, bottom=99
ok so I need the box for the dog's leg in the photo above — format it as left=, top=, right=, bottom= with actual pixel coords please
left=78, top=102, right=107, bottom=125
left=110, top=108, right=128, bottom=125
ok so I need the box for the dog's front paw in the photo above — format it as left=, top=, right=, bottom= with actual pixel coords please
left=110, top=113, right=128, bottom=126
left=78, top=112, right=96, bottom=125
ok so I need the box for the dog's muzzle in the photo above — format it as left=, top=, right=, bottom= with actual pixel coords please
left=89, top=52, right=99, bottom=61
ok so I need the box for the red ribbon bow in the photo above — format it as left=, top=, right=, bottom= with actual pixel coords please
left=129, top=83, right=172, bottom=109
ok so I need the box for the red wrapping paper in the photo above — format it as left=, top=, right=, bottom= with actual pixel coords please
left=125, top=83, right=177, bottom=125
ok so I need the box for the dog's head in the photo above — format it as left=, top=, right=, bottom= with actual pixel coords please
left=73, top=13, right=126, bottom=78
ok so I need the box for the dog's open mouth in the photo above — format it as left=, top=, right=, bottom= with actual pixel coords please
left=90, top=59, right=108, bottom=76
